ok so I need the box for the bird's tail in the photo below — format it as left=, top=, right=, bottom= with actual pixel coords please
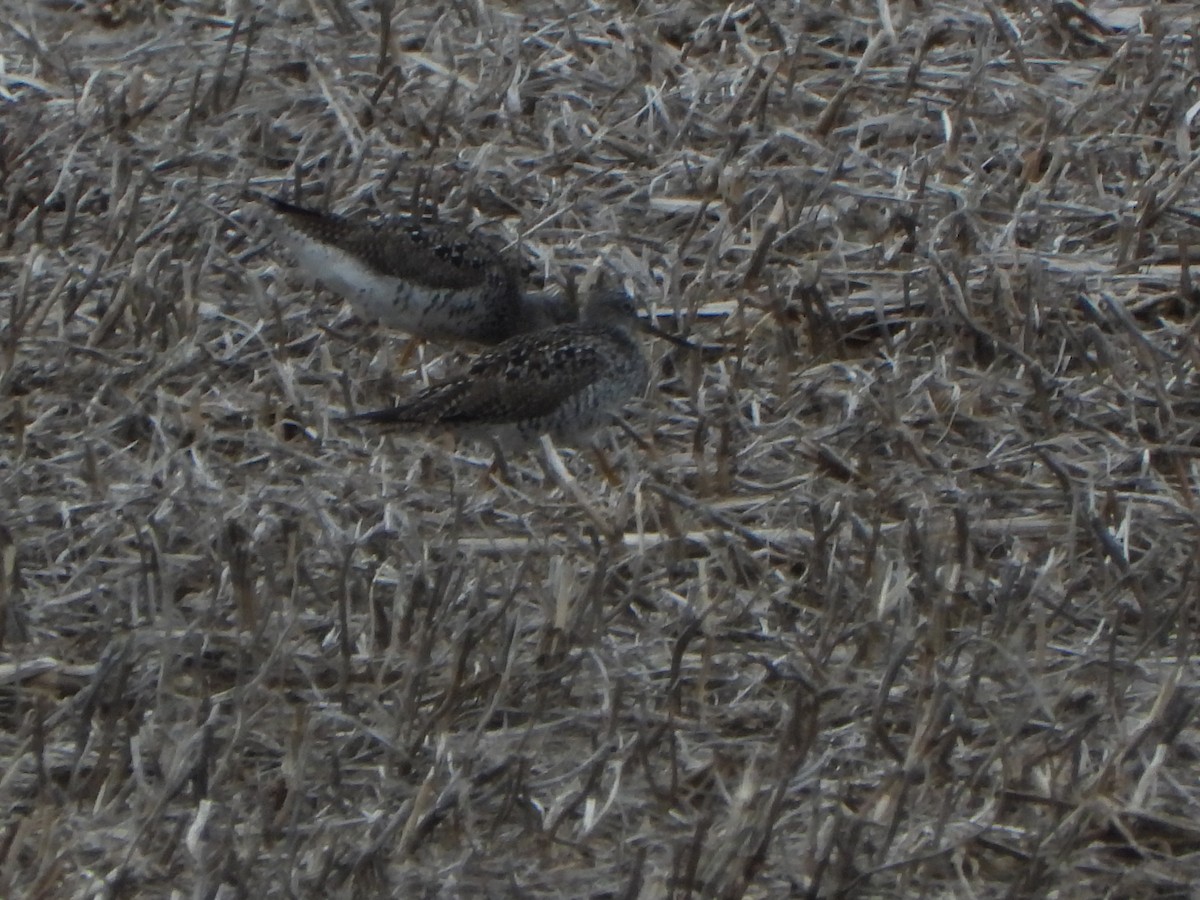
left=346, top=382, right=467, bottom=425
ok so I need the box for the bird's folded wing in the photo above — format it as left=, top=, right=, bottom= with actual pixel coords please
left=261, top=195, right=504, bottom=291
left=356, top=328, right=611, bottom=426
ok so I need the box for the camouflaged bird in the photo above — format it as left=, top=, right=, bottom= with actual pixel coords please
left=259, top=194, right=572, bottom=342
left=351, top=290, right=690, bottom=449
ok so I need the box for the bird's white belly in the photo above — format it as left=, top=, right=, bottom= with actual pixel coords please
left=279, top=232, right=484, bottom=334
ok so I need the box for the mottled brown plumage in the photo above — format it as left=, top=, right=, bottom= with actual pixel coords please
left=353, top=291, right=674, bottom=448
left=259, top=195, right=572, bottom=343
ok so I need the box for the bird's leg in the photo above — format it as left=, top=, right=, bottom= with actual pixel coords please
left=396, top=336, right=425, bottom=369
left=591, top=443, right=621, bottom=486
left=614, top=416, right=654, bottom=454
left=540, top=436, right=614, bottom=537
left=481, top=437, right=511, bottom=487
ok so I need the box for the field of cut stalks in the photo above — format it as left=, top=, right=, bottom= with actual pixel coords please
left=4, top=1, right=1200, bottom=896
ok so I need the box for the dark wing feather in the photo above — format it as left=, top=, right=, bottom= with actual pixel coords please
left=355, top=325, right=618, bottom=426
left=353, top=381, right=475, bottom=424
left=263, top=196, right=515, bottom=293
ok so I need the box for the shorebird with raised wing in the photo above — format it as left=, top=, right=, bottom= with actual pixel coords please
left=258, top=194, right=571, bottom=343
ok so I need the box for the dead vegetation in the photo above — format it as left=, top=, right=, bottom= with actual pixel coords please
left=4, top=0, right=1200, bottom=896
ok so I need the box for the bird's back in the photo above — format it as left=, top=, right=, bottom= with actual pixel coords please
left=354, top=320, right=648, bottom=443
left=261, top=195, right=567, bottom=342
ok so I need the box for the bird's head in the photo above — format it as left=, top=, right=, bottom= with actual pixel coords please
left=582, top=290, right=696, bottom=349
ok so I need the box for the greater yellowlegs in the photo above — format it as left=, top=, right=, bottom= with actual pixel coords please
left=351, top=290, right=690, bottom=452
left=258, top=195, right=572, bottom=343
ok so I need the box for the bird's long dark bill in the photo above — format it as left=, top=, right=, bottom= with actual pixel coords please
left=639, top=319, right=700, bottom=350
left=351, top=406, right=411, bottom=424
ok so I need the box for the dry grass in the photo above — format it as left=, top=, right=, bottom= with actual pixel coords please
left=4, top=0, right=1200, bottom=896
